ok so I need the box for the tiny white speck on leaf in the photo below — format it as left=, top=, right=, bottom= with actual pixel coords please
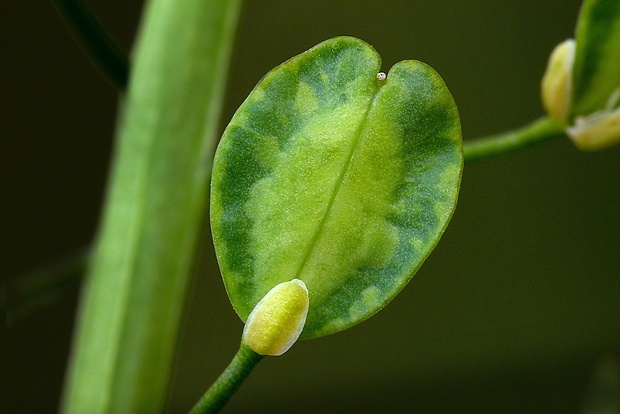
left=376, top=72, right=387, bottom=81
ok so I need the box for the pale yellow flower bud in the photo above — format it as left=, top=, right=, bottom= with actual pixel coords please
left=242, top=279, right=309, bottom=356
left=541, top=39, right=575, bottom=123
left=567, top=89, right=620, bottom=150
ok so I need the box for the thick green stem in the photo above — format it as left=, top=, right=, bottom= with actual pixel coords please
left=190, top=344, right=264, bottom=414
left=61, top=1, right=242, bottom=412
left=464, top=116, right=566, bottom=162
left=52, top=0, right=129, bottom=89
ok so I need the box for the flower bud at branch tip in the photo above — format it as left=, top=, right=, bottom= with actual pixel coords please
left=541, top=40, right=620, bottom=151
left=541, top=39, right=575, bottom=123
left=567, top=89, right=620, bottom=151
left=242, top=279, right=309, bottom=356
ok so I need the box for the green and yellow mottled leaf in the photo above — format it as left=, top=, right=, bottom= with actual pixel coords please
left=210, top=36, right=462, bottom=339
left=570, top=0, right=620, bottom=118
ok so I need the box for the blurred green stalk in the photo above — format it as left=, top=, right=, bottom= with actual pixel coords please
left=61, top=0, right=241, bottom=412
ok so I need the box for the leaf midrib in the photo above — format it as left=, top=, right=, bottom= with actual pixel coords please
left=292, top=84, right=382, bottom=287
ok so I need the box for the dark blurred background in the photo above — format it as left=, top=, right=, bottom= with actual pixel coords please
left=5, top=1, right=619, bottom=412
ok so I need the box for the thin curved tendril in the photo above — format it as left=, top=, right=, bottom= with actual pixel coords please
left=52, top=0, right=129, bottom=89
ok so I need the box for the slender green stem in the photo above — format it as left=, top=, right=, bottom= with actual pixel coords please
left=190, top=343, right=263, bottom=414
left=52, top=0, right=129, bottom=89
left=463, top=116, right=567, bottom=162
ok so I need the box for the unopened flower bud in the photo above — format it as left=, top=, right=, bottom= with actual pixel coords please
left=242, top=279, right=309, bottom=356
left=567, top=89, right=620, bottom=150
left=541, top=39, right=575, bottom=123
